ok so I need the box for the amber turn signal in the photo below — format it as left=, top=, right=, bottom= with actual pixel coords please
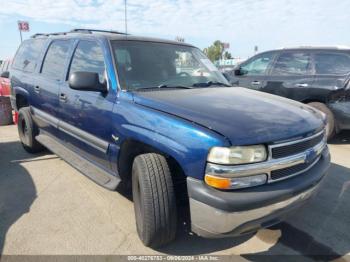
left=204, top=175, right=231, bottom=189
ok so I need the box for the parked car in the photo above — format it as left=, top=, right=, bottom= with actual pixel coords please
left=226, top=47, right=350, bottom=139
left=10, top=29, right=330, bottom=247
left=0, top=59, right=11, bottom=96
left=0, top=59, right=13, bottom=125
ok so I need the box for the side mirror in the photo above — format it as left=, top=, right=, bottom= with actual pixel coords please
left=68, top=72, right=107, bottom=93
left=234, top=68, right=242, bottom=76
left=1, top=71, right=9, bottom=78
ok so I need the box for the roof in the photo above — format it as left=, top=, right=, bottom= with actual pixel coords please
left=30, top=28, right=194, bottom=47
left=280, top=45, right=350, bottom=50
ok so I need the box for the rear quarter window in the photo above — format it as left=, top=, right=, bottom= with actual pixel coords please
left=12, top=39, right=46, bottom=72
left=314, top=52, right=350, bottom=75
left=41, top=40, right=73, bottom=81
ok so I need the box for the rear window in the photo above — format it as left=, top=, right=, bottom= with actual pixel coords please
left=41, top=40, right=72, bottom=81
left=12, top=39, right=46, bottom=72
left=272, top=52, right=312, bottom=75
left=314, top=52, right=350, bottom=75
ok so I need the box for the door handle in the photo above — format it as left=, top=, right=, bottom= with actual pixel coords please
left=59, top=93, right=67, bottom=102
left=295, top=83, right=308, bottom=88
left=34, top=86, right=40, bottom=93
left=251, top=81, right=261, bottom=86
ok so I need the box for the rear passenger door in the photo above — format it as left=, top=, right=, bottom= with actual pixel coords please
left=311, top=51, right=350, bottom=101
left=33, top=39, right=74, bottom=138
left=262, top=51, right=314, bottom=101
left=58, top=40, right=114, bottom=171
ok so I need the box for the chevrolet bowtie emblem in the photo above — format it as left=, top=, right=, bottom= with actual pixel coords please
left=112, top=134, right=119, bottom=142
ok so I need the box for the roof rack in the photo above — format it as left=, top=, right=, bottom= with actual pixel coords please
left=31, top=33, right=50, bottom=38
left=31, top=28, right=128, bottom=38
left=70, top=28, right=128, bottom=35
left=31, top=32, right=68, bottom=38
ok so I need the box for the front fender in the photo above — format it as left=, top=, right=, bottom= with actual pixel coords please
left=112, top=99, right=229, bottom=180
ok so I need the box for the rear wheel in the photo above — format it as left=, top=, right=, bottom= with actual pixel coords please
left=18, top=107, right=45, bottom=153
left=307, top=102, right=335, bottom=140
left=132, top=153, right=177, bottom=248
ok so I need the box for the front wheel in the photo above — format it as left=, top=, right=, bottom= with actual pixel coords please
left=307, top=102, right=335, bottom=140
left=132, top=153, right=177, bottom=248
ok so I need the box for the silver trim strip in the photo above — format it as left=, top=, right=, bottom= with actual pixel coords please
left=270, top=130, right=324, bottom=148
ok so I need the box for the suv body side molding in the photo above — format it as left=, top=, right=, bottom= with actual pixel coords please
left=32, top=107, right=109, bottom=154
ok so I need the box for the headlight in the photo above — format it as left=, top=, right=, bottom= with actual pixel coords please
left=207, top=145, right=267, bottom=165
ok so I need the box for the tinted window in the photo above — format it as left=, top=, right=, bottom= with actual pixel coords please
left=69, top=41, right=105, bottom=83
left=240, top=52, right=275, bottom=75
left=12, top=39, right=46, bottom=72
left=314, top=52, right=350, bottom=75
left=41, top=40, right=72, bottom=80
left=272, top=52, right=311, bottom=75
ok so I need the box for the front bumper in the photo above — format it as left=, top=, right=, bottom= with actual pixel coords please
left=187, top=147, right=330, bottom=238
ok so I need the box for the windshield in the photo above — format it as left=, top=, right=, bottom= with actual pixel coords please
left=111, top=40, right=229, bottom=90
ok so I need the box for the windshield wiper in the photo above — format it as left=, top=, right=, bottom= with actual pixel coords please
left=136, top=84, right=192, bottom=91
left=192, top=81, right=231, bottom=87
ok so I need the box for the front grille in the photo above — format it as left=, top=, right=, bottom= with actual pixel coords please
left=270, top=158, right=319, bottom=180
left=271, top=132, right=324, bottom=159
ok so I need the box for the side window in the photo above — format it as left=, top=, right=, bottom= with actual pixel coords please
left=12, top=39, right=46, bottom=72
left=240, top=52, right=275, bottom=76
left=314, top=52, right=350, bottom=75
left=69, top=41, right=105, bottom=83
left=41, top=40, right=72, bottom=80
left=272, top=52, right=311, bottom=75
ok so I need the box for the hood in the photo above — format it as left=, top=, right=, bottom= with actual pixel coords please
left=133, top=87, right=324, bottom=145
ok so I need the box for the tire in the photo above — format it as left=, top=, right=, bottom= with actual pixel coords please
left=132, top=153, right=177, bottom=248
left=307, top=102, right=335, bottom=140
left=18, top=107, right=45, bottom=153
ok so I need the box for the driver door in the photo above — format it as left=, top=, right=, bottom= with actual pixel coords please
left=229, top=51, right=277, bottom=90
left=58, top=39, right=115, bottom=172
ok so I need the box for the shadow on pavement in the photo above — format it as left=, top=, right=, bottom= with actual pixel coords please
left=242, top=163, right=350, bottom=261
left=0, top=141, right=41, bottom=254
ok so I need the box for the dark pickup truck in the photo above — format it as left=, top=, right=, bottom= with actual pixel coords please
left=8, top=29, right=330, bottom=247
left=227, top=47, right=350, bottom=139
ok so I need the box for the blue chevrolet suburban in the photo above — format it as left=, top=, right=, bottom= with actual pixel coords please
left=8, top=29, right=330, bottom=247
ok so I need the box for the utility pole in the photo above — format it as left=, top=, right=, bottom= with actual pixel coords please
left=124, top=0, right=127, bottom=35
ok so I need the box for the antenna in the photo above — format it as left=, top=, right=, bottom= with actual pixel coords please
left=124, top=0, right=128, bottom=35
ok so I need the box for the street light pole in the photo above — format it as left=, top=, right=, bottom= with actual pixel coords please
left=124, top=0, right=127, bottom=35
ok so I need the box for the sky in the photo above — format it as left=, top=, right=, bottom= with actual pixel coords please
left=0, top=0, right=349, bottom=59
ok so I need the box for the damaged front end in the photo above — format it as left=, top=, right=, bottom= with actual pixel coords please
left=328, top=76, right=350, bottom=130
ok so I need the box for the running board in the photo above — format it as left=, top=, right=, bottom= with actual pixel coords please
left=36, top=134, right=120, bottom=190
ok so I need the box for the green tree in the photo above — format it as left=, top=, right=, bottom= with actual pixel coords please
left=203, top=40, right=232, bottom=62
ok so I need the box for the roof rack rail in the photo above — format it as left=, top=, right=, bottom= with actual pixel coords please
left=31, top=32, right=68, bottom=38
left=70, top=28, right=128, bottom=35
left=30, top=28, right=128, bottom=39
left=31, top=33, right=49, bottom=38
